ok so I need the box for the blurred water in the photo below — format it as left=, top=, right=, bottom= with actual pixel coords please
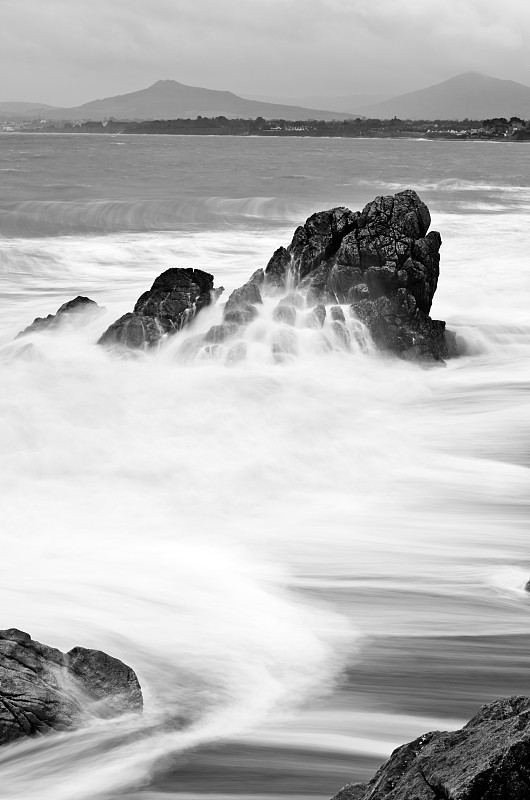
left=1, top=134, right=530, bottom=800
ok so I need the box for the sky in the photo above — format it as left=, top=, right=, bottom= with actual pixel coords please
left=2, top=0, right=530, bottom=105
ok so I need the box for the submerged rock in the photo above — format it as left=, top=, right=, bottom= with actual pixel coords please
left=258, top=190, right=452, bottom=361
left=17, top=296, right=102, bottom=338
left=332, top=696, right=530, bottom=800
left=99, top=268, right=219, bottom=349
left=304, top=304, right=327, bottom=329
left=272, top=302, right=297, bottom=326
left=0, top=628, right=142, bottom=746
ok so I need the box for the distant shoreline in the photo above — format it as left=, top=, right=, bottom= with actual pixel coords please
left=2, top=129, right=527, bottom=142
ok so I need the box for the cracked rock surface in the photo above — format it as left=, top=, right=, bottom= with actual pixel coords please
left=332, top=696, right=530, bottom=800
left=254, top=189, right=454, bottom=361
left=98, top=267, right=219, bottom=349
left=0, top=628, right=142, bottom=746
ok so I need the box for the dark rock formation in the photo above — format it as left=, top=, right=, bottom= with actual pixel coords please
left=23, top=191, right=453, bottom=363
left=17, top=296, right=102, bottom=338
left=0, top=628, right=142, bottom=746
left=250, top=190, right=453, bottom=361
left=223, top=280, right=262, bottom=325
left=332, top=696, right=530, bottom=800
left=99, top=268, right=219, bottom=349
left=330, top=306, right=346, bottom=323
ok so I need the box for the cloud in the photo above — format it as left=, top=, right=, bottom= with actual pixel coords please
left=1, top=0, right=529, bottom=104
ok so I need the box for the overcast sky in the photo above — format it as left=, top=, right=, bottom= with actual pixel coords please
left=2, top=0, right=530, bottom=105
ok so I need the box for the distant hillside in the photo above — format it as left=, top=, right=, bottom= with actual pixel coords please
left=21, top=80, right=353, bottom=122
left=0, top=101, right=57, bottom=119
left=357, top=73, right=530, bottom=120
left=242, top=92, right=391, bottom=114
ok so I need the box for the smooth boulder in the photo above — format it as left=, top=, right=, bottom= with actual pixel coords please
left=0, top=628, right=142, bottom=746
left=332, top=696, right=530, bottom=800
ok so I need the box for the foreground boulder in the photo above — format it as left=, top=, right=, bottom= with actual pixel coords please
left=0, top=628, right=142, bottom=745
left=332, top=696, right=530, bottom=800
left=99, top=267, right=220, bottom=349
left=17, top=296, right=102, bottom=338
left=252, top=189, right=453, bottom=361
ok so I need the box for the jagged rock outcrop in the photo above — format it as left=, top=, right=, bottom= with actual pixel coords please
left=332, top=696, right=530, bottom=800
left=0, top=628, right=142, bottom=746
left=250, top=190, right=454, bottom=361
left=17, top=296, right=102, bottom=338
left=23, top=191, right=453, bottom=362
left=98, top=268, right=220, bottom=349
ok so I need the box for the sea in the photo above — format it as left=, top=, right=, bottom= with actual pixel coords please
left=1, top=133, right=530, bottom=800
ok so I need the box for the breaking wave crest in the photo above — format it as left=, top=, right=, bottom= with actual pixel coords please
left=0, top=197, right=308, bottom=237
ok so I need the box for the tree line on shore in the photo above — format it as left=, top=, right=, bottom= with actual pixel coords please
left=12, top=115, right=530, bottom=139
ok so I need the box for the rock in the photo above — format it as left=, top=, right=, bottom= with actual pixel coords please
left=331, top=320, right=350, bottom=350
left=99, top=268, right=219, bottom=349
left=223, top=280, right=262, bottom=326
left=330, top=306, right=346, bottom=323
left=304, top=304, right=327, bottom=329
left=332, top=785, right=368, bottom=800
left=16, top=296, right=102, bottom=338
left=272, top=303, right=297, bottom=326
left=0, top=628, right=142, bottom=746
left=278, top=292, right=305, bottom=310
left=224, top=281, right=262, bottom=314
left=258, top=190, right=451, bottom=361
left=204, top=323, right=238, bottom=344
left=331, top=696, right=530, bottom=800
left=224, top=306, right=258, bottom=326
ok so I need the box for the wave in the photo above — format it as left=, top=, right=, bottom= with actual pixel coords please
left=0, top=197, right=309, bottom=238
left=357, top=177, right=530, bottom=194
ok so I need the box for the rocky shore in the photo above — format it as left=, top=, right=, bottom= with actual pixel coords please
left=0, top=628, right=142, bottom=745
left=16, top=189, right=453, bottom=363
left=332, top=696, right=530, bottom=800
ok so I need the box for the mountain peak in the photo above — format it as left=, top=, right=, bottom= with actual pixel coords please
left=358, top=72, right=530, bottom=120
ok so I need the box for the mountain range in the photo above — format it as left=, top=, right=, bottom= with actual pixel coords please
left=0, top=81, right=353, bottom=122
left=2, top=73, right=530, bottom=122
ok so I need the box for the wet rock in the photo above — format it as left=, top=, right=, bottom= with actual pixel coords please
left=224, top=306, right=258, bottom=326
left=17, top=296, right=102, bottom=338
left=330, top=306, right=346, bottom=323
left=256, top=190, right=451, bottom=361
left=331, top=696, right=530, bottom=800
left=224, top=281, right=262, bottom=312
left=332, top=785, right=368, bottom=800
left=272, top=303, right=297, bottom=326
left=99, top=268, right=218, bottom=349
left=204, top=322, right=239, bottom=344
left=278, top=292, right=305, bottom=310
left=304, top=304, right=327, bottom=329
left=98, top=312, right=164, bottom=349
left=223, top=280, right=262, bottom=327
left=0, top=628, right=142, bottom=746
left=331, top=320, right=350, bottom=350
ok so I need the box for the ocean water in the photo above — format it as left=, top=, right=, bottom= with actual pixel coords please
left=1, top=133, right=530, bottom=800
